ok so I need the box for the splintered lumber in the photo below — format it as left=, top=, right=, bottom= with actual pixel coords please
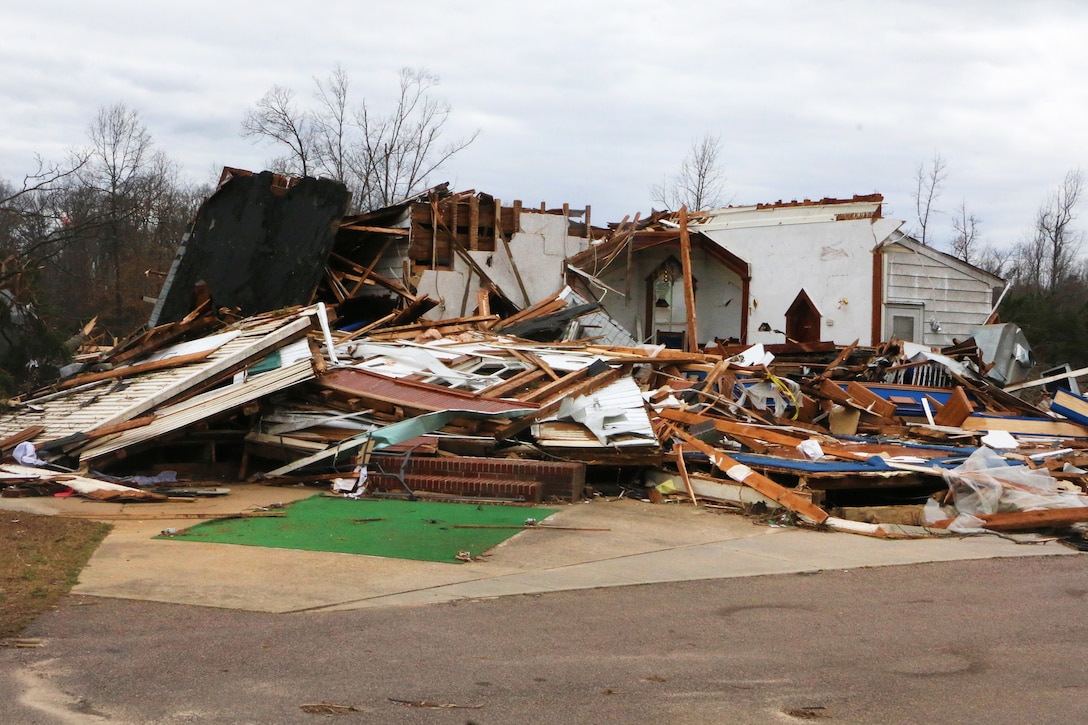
left=491, top=292, right=566, bottom=331
left=497, top=223, right=531, bottom=306
left=57, top=349, right=216, bottom=390
left=519, top=366, right=591, bottom=403
left=673, top=430, right=829, bottom=523
left=0, top=425, right=45, bottom=452
left=385, top=295, right=439, bottom=327
left=674, top=444, right=699, bottom=506
left=814, top=339, right=859, bottom=380
left=845, top=382, right=897, bottom=419
left=338, top=224, right=409, bottom=235
left=1051, top=389, right=1088, bottom=426
left=928, top=507, right=1088, bottom=532
left=658, top=409, right=869, bottom=462
left=478, top=368, right=549, bottom=398
left=815, top=379, right=895, bottom=418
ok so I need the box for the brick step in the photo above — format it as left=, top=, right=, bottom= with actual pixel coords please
left=367, top=472, right=541, bottom=502
left=369, top=454, right=584, bottom=502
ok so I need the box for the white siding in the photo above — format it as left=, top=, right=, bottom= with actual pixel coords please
left=882, top=244, right=997, bottom=346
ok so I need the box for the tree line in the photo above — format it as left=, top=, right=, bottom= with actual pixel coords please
left=909, top=155, right=1086, bottom=368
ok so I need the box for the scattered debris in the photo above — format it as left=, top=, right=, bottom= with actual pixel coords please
left=3, top=169, right=1087, bottom=548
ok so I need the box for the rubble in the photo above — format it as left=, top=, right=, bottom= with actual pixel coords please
left=3, top=170, right=1088, bottom=549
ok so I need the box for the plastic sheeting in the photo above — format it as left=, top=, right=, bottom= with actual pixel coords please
left=928, top=447, right=1088, bottom=532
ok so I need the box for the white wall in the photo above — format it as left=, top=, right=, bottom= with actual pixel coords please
left=882, top=243, right=1000, bottom=346
left=591, top=245, right=744, bottom=345
left=417, top=209, right=588, bottom=317
left=700, top=218, right=884, bottom=345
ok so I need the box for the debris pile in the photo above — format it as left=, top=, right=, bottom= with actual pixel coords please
left=3, top=170, right=1088, bottom=547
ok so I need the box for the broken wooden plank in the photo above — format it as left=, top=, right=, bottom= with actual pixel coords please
left=0, top=425, right=45, bottom=453
left=928, top=507, right=1088, bottom=531
left=845, top=382, right=897, bottom=419
left=959, top=415, right=1088, bottom=438
left=57, top=349, right=216, bottom=390
left=674, top=444, right=699, bottom=506
left=672, top=430, right=829, bottom=523
left=933, top=386, right=974, bottom=427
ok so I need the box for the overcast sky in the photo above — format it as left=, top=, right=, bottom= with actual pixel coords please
left=3, top=1, right=1086, bottom=253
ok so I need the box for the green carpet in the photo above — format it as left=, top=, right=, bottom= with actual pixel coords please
left=162, top=496, right=558, bottom=564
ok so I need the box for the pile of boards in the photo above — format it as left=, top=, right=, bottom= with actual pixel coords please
left=2, top=299, right=1088, bottom=544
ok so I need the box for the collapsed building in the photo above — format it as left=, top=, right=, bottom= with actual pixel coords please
left=2, top=169, right=1087, bottom=545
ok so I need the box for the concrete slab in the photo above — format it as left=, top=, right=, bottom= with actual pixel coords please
left=1, top=488, right=1076, bottom=613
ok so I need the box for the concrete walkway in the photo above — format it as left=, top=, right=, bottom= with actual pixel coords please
left=2, top=485, right=1075, bottom=613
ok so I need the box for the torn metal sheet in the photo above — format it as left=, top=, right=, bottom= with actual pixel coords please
left=263, top=406, right=537, bottom=476
left=536, top=375, right=657, bottom=448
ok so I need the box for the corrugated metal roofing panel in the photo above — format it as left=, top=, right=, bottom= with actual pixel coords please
left=79, top=359, right=317, bottom=462
left=0, top=311, right=314, bottom=445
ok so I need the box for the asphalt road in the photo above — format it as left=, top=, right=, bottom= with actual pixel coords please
left=2, top=555, right=1086, bottom=724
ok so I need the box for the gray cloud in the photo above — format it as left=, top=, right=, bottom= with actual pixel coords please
left=2, top=0, right=1086, bottom=252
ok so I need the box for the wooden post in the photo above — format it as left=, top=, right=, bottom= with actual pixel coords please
left=469, top=195, right=479, bottom=251
left=675, top=443, right=699, bottom=506
left=678, top=206, right=699, bottom=353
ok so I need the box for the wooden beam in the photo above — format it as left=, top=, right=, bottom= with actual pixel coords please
left=672, top=430, right=829, bottom=523
left=674, top=443, right=699, bottom=506
left=498, top=225, right=531, bottom=307
left=339, top=224, right=409, bottom=235
left=347, top=236, right=396, bottom=298
left=678, top=206, right=699, bottom=353
left=58, top=349, right=215, bottom=390
left=469, top=195, right=479, bottom=251
left=959, top=415, right=1088, bottom=438
left=929, top=507, right=1088, bottom=531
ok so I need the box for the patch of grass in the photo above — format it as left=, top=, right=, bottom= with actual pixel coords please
left=0, top=512, right=110, bottom=639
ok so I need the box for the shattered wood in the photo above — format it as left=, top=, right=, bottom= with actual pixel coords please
left=6, top=170, right=1088, bottom=542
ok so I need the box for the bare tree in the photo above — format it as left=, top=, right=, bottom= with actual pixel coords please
left=241, top=66, right=479, bottom=212
left=349, top=68, right=479, bottom=210
left=912, top=152, right=947, bottom=246
left=1008, top=169, right=1084, bottom=293
left=949, top=199, right=982, bottom=264
left=974, top=243, right=1016, bottom=280
left=56, top=103, right=182, bottom=331
left=241, top=86, right=313, bottom=177
left=1036, top=168, right=1083, bottom=291
left=311, top=65, right=351, bottom=181
left=651, top=133, right=728, bottom=212
left=0, top=154, right=90, bottom=291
